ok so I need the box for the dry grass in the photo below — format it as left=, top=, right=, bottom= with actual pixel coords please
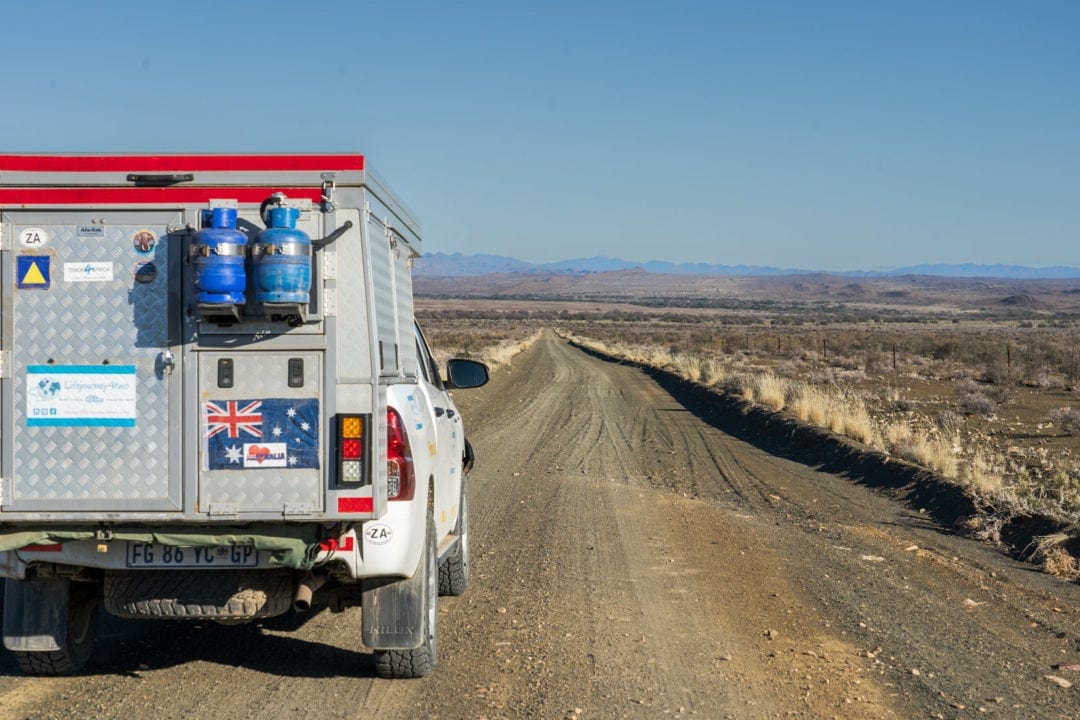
left=559, top=329, right=1052, bottom=518
left=901, top=434, right=960, bottom=478
left=961, top=449, right=1004, bottom=494
left=475, top=330, right=544, bottom=368
left=428, top=329, right=542, bottom=369
left=431, top=321, right=1077, bottom=532
left=754, top=374, right=787, bottom=411
left=1031, top=533, right=1080, bottom=580
left=787, top=382, right=830, bottom=426
left=884, top=422, right=913, bottom=454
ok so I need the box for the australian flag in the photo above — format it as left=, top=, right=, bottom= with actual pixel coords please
left=205, top=398, right=320, bottom=470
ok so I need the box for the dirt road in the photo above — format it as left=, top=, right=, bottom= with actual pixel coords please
left=2, top=331, right=1078, bottom=719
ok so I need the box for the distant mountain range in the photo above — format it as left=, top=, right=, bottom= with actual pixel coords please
left=416, top=252, right=1080, bottom=279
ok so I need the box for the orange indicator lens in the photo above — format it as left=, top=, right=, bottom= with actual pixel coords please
left=341, top=416, right=363, bottom=439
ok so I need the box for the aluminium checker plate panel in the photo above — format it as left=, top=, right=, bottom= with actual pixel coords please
left=4, top=212, right=182, bottom=512
left=196, top=352, right=324, bottom=515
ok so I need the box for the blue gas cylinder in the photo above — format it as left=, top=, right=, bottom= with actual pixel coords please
left=253, top=207, right=311, bottom=305
left=192, top=207, right=248, bottom=304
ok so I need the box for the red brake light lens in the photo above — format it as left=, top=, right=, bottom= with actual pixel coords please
left=341, top=439, right=361, bottom=460
left=386, top=407, right=415, bottom=501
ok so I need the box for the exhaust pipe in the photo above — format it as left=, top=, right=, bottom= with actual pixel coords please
left=293, top=572, right=327, bottom=612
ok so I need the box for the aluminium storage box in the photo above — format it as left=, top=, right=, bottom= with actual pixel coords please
left=0, top=153, right=420, bottom=524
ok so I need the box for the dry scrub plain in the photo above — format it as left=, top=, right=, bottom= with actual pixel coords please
left=416, top=272, right=1080, bottom=577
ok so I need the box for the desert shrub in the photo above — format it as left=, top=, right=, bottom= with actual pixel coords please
left=1046, top=407, right=1080, bottom=436
left=864, top=347, right=884, bottom=373
left=775, top=361, right=802, bottom=378
left=700, top=359, right=729, bottom=387
left=956, top=378, right=982, bottom=394
left=1029, top=367, right=1065, bottom=389
left=727, top=373, right=754, bottom=400
left=1025, top=532, right=1080, bottom=579
left=936, top=410, right=962, bottom=435
left=1042, top=545, right=1080, bottom=579
left=831, top=355, right=861, bottom=371
left=958, top=393, right=995, bottom=416
left=982, top=359, right=1018, bottom=385
left=1047, top=471, right=1080, bottom=513
left=984, top=384, right=1014, bottom=405
left=806, top=369, right=841, bottom=385
left=1061, top=353, right=1080, bottom=385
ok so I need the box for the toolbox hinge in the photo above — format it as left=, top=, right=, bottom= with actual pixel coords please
left=207, top=503, right=239, bottom=519
left=283, top=502, right=315, bottom=518
left=323, top=248, right=337, bottom=281
left=0, top=350, right=9, bottom=379
left=0, top=224, right=6, bottom=251
left=323, top=287, right=337, bottom=317
left=1, top=477, right=11, bottom=508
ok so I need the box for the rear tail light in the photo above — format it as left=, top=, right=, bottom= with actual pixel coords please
left=337, top=414, right=369, bottom=485
left=386, top=407, right=415, bottom=501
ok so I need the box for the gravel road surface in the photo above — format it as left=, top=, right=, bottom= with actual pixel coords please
left=1, top=330, right=1077, bottom=719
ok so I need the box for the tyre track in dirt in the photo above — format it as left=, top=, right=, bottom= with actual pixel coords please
left=1, top=330, right=1077, bottom=719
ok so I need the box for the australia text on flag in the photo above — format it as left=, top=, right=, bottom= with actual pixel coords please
left=204, top=398, right=320, bottom=470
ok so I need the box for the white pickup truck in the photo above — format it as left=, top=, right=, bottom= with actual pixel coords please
left=0, top=153, right=487, bottom=678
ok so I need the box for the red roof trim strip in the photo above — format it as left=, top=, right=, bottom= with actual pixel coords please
left=0, top=154, right=364, bottom=172
left=0, top=188, right=325, bottom=205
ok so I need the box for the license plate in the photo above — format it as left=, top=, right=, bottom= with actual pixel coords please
left=125, top=543, right=258, bottom=568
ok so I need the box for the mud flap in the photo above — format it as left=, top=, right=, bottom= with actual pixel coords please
left=3, top=578, right=69, bottom=652
left=361, top=562, right=425, bottom=650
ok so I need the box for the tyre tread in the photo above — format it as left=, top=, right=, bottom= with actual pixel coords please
left=438, top=487, right=469, bottom=596
left=12, top=599, right=98, bottom=676
left=103, top=570, right=292, bottom=620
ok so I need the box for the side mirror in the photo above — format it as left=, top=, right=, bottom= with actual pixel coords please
left=446, top=359, right=489, bottom=389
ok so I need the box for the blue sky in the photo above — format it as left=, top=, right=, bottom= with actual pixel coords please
left=1, top=1, right=1077, bottom=270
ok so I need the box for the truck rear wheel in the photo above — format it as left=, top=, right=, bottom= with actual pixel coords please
left=438, top=485, right=470, bottom=596
left=374, top=517, right=438, bottom=679
left=12, top=589, right=98, bottom=676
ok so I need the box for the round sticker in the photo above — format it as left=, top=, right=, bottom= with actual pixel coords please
left=133, top=261, right=158, bottom=285
left=364, top=523, right=394, bottom=546
left=133, top=230, right=156, bottom=254
left=18, top=228, right=49, bottom=248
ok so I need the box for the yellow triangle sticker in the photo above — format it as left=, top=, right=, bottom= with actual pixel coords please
left=21, top=261, right=47, bottom=285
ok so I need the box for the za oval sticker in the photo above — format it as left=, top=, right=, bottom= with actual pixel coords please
left=364, top=523, right=394, bottom=545
left=18, top=228, right=49, bottom=247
